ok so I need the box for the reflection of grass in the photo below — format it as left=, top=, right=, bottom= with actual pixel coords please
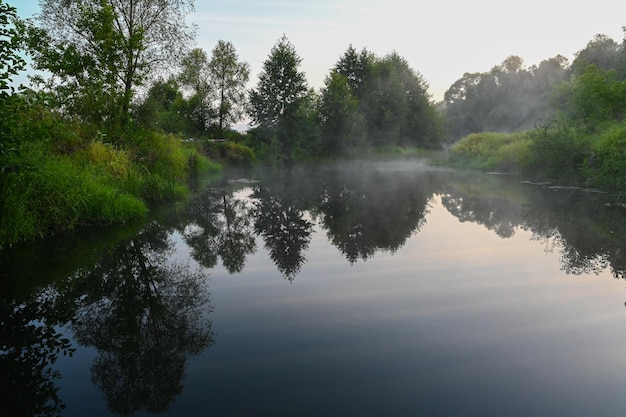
left=444, top=170, right=530, bottom=206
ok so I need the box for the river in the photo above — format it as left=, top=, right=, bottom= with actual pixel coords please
left=2, top=160, right=626, bottom=416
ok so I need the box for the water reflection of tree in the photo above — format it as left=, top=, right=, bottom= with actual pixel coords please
left=519, top=193, right=625, bottom=276
left=67, top=222, right=215, bottom=415
left=317, top=171, right=431, bottom=264
left=252, top=186, right=313, bottom=281
left=0, top=294, right=74, bottom=417
left=440, top=193, right=519, bottom=238
left=439, top=173, right=626, bottom=278
left=184, top=188, right=256, bottom=273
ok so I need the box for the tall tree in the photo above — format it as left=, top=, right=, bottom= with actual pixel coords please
left=208, top=40, right=250, bottom=136
left=334, top=45, right=374, bottom=95
left=0, top=0, right=24, bottom=97
left=26, top=0, right=196, bottom=130
left=0, top=0, right=26, bottom=159
left=318, top=71, right=365, bottom=153
left=135, top=76, right=200, bottom=134
left=571, top=34, right=621, bottom=76
left=248, top=35, right=310, bottom=160
left=179, top=47, right=212, bottom=131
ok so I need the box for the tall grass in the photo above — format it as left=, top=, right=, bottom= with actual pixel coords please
left=584, top=121, right=626, bottom=190
left=1, top=129, right=222, bottom=246
left=449, top=132, right=530, bottom=171
left=0, top=142, right=147, bottom=245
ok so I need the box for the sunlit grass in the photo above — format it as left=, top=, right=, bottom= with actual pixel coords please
left=449, top=131, right=530, bottom=172
left=0, top=129, right=223, bottom=246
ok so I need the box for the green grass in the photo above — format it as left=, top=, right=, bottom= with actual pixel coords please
left=0, top=129, right=223, bottom=247
left=0, top=143, right=148, bottom=245
left=449, top=132, right=530, bottom=171
left=585, top=121, right=626, bottom=190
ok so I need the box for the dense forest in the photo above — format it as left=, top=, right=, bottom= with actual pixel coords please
left=1, top=0, right=626, bottom=246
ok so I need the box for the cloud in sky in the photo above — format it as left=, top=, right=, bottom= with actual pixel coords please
left=15, top=0, right=626, bottom=101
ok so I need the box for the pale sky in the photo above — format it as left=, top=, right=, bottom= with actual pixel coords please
left=14, top=0, right=626, bottom=102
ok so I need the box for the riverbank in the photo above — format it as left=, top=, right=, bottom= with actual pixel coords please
left=446, top=123, right=626, bottom=194
left=0, top=129, right=222, bottom=248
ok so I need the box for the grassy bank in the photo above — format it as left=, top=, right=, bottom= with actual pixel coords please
left=0, top=128, right=222, bottom=247
left=447, top=132, right=531, bottom=172
left=447, top=120, right=626, bottom=192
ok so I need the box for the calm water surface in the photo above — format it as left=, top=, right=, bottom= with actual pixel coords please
left=3, top=160, right=626, bottom=416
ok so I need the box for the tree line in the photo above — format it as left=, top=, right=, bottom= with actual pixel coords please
left=4, top=0, right=626, bottom=159
left=3, top=0, right=626, bottom=244
left=1, top=0, right=444, bottom=165
left=444, top=32, right=626, bottom=140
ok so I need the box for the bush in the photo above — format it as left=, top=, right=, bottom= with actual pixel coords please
left=585, top=121, right=626, bottom=190
left=450, top=131, right=529, bottom=171
left=203, top=140, right=256, bottom=166
left=526, top=121, right=591, bottom=180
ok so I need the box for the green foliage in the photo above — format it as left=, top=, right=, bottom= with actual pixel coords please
left=444, top=55, right=569, bottom=140
left=0, top=111, right=220, bottom=245
left=127, top=130, right=220, bottom=200
left=0, top=0, right=27, bottom=158
left=249, top=35, right=308, bottom=130
left=318, top=71, right=366, bottom=153
left=0, top=142, right=147, bottom=245
left=450, top=131, right=530, bottom=171
left=571, top=34, right=622, bottom=76
left=179, top=48, right=213, bottom=131
left=27, top=0, right=196, bottom=131
left=584, top=121, right=626, bottom=190
left=561, top=65, right=626, bottom=129
left=0, top=0, right=24, bottom=93
left=248, top=35, right=317, bottom=164
left=208, top=40, right=250, bottom=135
left=526, top=120, right=590, bottom=180
left=523, top=65, right=626, bottom=184
left=204, top=141, right=255, bottom=166
left=250, top=135, right=283, bottom=166
left=134, top=77, right=203, bottom=135
left=318, top=47, right=442, bottom=153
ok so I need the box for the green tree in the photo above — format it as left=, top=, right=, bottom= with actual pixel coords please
left=571, top=34, right=621, bottom=76
left=334, top=45, right=374, bottom=95
left=318, top=71, right=365, bottom=153
left=26, top=0, right=196, bottom=131
left=179, top=47, right=212, bottom=132
left=359, top=51, right=441, bottom=147
left=0, top=0, right=24, bottom=96
left=562, top=64, right=626, bottom=129
left=444, top=55, right=566, bottom=140
left=0, top=0, right=26, bottom=159
left=248, top=35, right=311, bottom=162
left=208, top=40, right=250, bottom=136
left=135, top=77, right=200, bottom=134
left=321, top=46, right=441, bottom=151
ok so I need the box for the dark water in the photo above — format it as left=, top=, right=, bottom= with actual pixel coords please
left=3, top=160, right=626, bottom=417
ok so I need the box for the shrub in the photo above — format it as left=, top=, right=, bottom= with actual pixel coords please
left=450, top=131, right=529, bottom=171
left=585, top=121, right=626, bottom=190
left=526, top=121, right=591, bottom=180
left=203, top=140, right=255, bottom=166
